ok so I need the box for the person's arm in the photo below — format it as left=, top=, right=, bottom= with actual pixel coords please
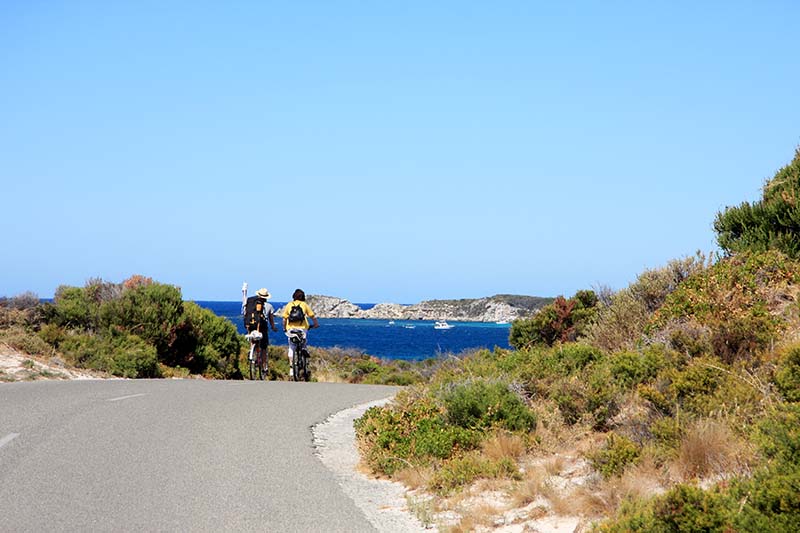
left=311, top=316, right=319, bottom=329
left=268, top=310, right=277, bottom=331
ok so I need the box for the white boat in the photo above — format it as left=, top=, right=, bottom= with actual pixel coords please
left=434, top=321, right=454, bottom=330
left=388, top=321, right=395, bottom=325
left=496, top=320, right=510, bottom=325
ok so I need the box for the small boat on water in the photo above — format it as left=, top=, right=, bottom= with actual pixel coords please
left=434, top=321, right=454, bottom=330
left=496, top=320, right=510, bottom=325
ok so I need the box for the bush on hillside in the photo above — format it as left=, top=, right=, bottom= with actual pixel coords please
left=509, top=290, right=599, bottom=349
left=775, top=344, right=800, bottom=403
left=441, top=379, right=537, bottom=432
left=60, top=330, right=160, bottom=378
left=651, top=250, right=800, bottom=364
left=587, top=254, right=706, bottom=353
left=715, top=148, right=800, bottom=259
left=38, top=276, right=242, bottom=377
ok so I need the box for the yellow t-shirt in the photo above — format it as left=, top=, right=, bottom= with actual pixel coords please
left=282, top=300, right=315, bottom=330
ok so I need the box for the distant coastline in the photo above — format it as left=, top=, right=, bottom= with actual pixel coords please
left=276, top=294, right=553, bottom=323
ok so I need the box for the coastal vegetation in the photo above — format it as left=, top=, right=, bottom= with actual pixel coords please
left=354, top=149, right=800, bottom=531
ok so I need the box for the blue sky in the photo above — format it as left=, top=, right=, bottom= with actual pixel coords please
left=2, top=1, right=798, bottom=303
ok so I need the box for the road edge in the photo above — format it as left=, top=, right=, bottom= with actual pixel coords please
left=312, top=397, right=428, bottom=532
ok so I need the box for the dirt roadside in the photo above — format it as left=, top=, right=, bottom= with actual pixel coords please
left=0, top=343, right=109, bottom=382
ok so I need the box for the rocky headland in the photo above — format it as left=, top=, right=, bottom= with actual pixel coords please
left=286, top=294, right=553, bottom=323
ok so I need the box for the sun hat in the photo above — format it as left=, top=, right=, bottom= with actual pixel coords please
left=256, top=288, right=271, bottom=299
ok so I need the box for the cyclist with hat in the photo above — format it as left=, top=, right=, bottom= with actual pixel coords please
left=243, top=288, right=278, bottom=354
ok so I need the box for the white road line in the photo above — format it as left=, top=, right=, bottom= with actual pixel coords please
left=0, top=433, right=19, bottom=449
left=107, top=393, right=147, bottom=402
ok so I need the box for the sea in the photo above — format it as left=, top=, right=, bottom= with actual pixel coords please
left=197, top=301, right=513, bottom=361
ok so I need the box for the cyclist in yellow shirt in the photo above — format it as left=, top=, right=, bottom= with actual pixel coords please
left=282, top=289, right=319, bottom=372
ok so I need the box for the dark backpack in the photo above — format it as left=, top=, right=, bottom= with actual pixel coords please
left=244, top=296, right=266, bottom=329
left=288, top=304, right=305, bottom=323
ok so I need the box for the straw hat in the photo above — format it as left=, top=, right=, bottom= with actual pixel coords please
left=256, top=288, right=271, bottom=299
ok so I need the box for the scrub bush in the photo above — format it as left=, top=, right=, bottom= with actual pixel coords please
left=428, top=453, right=519, bottom=494
left=441, top=379, right=537, bottom=432
left=587, top=254, right=706, bottom=353
left=60, top=331, right=159, bottom=378
left=509, top=290, right=599, bottom=349
left=590, top=433, right=641, bottom=478
left=355, top=395, right=480, bottom=476
left=775, top=344, right=800, bottom=403
left=715, top=147, right=800, bottom=259
left=652, top=250, right=800, bottom=364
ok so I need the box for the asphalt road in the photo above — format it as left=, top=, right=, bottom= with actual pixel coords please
left=0, top=380, right=400, bottom=532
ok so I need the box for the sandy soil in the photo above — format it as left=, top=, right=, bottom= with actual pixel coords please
left=0, top=342, right=109, bottom=382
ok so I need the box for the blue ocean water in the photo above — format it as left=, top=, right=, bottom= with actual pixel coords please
left=196, top=301, right=512, bottom=361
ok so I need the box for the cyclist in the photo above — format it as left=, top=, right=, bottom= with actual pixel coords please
left=282, top=288, right=319, bottom=372
left=243, top=288, right=278, bottom=355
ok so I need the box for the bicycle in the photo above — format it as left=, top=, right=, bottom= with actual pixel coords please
left=286, top=329, right=310, bottom=382
left=245, top=330, right=268, bottom=380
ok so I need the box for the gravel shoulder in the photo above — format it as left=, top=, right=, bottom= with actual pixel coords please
left=313, top=398, right=428, bottom=532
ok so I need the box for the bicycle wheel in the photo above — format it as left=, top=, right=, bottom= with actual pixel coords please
left=258, top=348, right=268, bottom=380
left=291, top=350, right=301, bottom=381
left=248, top=344, right=257, bottom=380
left=302, top=349, right=310, bottom=382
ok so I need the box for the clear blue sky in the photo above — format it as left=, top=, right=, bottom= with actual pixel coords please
left=2, top=1, right=798, bottom=303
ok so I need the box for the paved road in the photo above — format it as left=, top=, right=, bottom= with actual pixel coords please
left=0, top=380, right=400, bottom=532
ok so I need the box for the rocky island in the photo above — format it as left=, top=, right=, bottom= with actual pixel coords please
left=282, top=294, right=553, bottom=323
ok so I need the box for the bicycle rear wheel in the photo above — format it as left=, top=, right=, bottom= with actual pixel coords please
left=258, top=348, right=268, bottom=380
left=301, top=349, right=310, bottom=382
left=248, top=344, right=257, bottom=380
left=292, top=348, right=301, bottom=381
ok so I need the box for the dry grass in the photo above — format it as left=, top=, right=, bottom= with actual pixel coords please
left=538, top=479, right=574, bottom=516
left=394, top=466, right=434, bottom=490
left=447, top=503, right=502, bottom=532
left=670, top=418, right=752, bottom=481
left=509, top=469, right=546, bottom=507
left=572, top=458, right=666, bottom=517
left=543, top=455, right=566, bottom=476
left=482, top=432, right=526, bottom=462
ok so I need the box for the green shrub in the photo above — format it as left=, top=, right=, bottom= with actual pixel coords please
left=590, top=433, right=641, bottom=478
left=731, top=404, right=800, bottom=531
left=183, top=302, right=241, bottom=376
left=715, top=148, right=800, bottom=259
left=60, top=331, right=160, bottom=378
left=557, top=343, right=602, bottom=372
left=355, top=396, right=480, bottom=476
left=51, top=286, right=98, bottom=329
left=428, top=454, right=519, bottom=494
left=776, top=344, right=800, bottom=403
left=441, top=380, right=537, bottom=432
left=651, top=485, right=733, bottom=532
